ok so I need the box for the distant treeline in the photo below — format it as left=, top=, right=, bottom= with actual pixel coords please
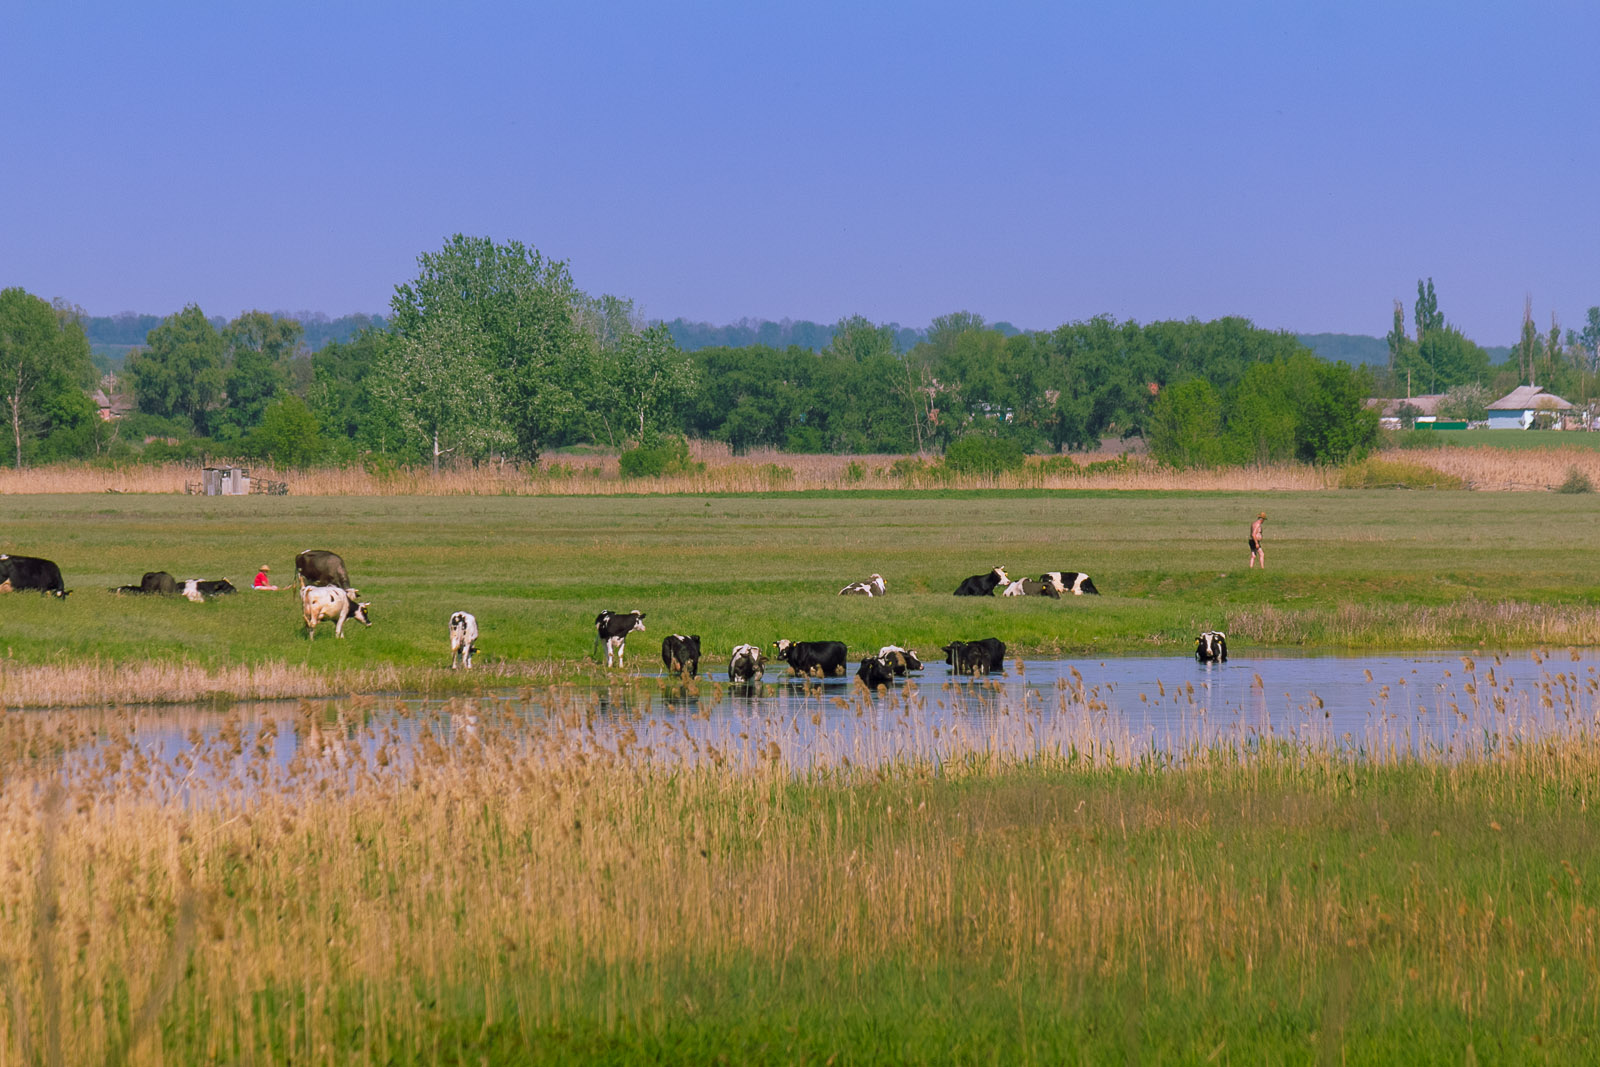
left=84, top=312, right=384, bottom=373
left=663, top=317, right=1022, bottom=353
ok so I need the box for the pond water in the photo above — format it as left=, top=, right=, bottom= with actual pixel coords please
left=60, top=647, right=1600, bottom=787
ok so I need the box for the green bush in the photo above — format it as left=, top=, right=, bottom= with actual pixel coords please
left=888, top=457, right=928, bottom=479
left=844, top=461, right=865, bottom=483
left=619, top=437, right=703, bottom=478
left=943, top=435, right=1026, bottom=475
left=1338, top=458, right=1465, bottom=490
left=1555, top=466, right=1593, bottom=494
left=1030, top=454, right=1078, bottom=475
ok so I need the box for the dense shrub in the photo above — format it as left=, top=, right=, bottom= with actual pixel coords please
left=1555, top=466, right=1593, bottom=494
left=619, top=437, right=703, bottom=478
left=943, top=434, right=1026, bottom=475
left=1338, top=458, right=1465, bottom=490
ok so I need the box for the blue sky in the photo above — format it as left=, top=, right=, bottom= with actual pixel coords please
left=4, top=2, right=1596, bottom=344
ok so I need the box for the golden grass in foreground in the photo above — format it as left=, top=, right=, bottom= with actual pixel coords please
left=0, top=679, right=1597, bottom=1062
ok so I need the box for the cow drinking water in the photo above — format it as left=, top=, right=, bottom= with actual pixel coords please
left=661, top=634, right=702, bottom=678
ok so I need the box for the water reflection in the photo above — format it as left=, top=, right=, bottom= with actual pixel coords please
left=40, top=648, right=1600, bottom=790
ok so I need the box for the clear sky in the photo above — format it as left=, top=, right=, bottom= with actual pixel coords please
left=4, top=2, right=1596, bottom=344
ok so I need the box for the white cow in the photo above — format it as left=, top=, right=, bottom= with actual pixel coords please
left=449, top=611, right=479, bottom=669
left=302, top=585, right=371, bottom=640
left=838, top=573, right=887, bottom=596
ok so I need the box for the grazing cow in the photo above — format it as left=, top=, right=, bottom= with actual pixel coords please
left=942, top=637, right=1007, bottom=675
left=838, top=573, right=887, bottom=596
left=294, top=549, right=351, bottom=590
left=661, top=633, right=702, bottom=678
left=0, top=554, right=68, bottom=597
left=301, top=586, right=371, bottom=640
left=728, top=643, right=766, bottom=683
left=855, top=656, right=895, bottom=689
left=772, top=638, right=848, bottom=678
left=181, top=578, right=237, bottom=603
left=450, top=611, right=479, bottom=669
left=876, top=645, right=923, bottom=674
left=1043, top=571, right=1100, bottom=596
left=594, top=610, right=646, bottom=667
left=1195, top=631, right=1228, bottom=663
left=953, top=566, right=1009, bottom=597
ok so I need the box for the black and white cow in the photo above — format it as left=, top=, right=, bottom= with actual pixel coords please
left=728, top=643, right=766, bottom=683
left=1195, top=631, right=1228, bottom=663
left=876, top=645, right=924, bottom=674
left=772, top=638, right=848, bottom=677
left=661, top=633, right=702, bottom=678
left=953, top=566, right=1009, bottom=596
left=302, top=586, right=372, bottom=640
left=839, top=573, right=887, bottom=596
left=450, top=611, right=479, bottom=669
left=1043, top=571, right=1100, bottom=596
left=594, top=610, right=646, bottom=667
left=295, top=549, right=351, bottom=590
left=1001, top=578, right=1060, bottom=598
left=112, top=570, right=179, bottom=596
left=942, top=637, right=1007, bottom=675
left=855, top=656, right=895, bottom=689
left=181, top=578, right=237, bottom=602
left=0, top=554, right=68, bottom=597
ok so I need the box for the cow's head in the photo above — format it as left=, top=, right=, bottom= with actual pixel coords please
left=991, top=566, right=1009, bottom=584
left=773, top=638, right=794, bottom=657
left=350, top=600, right=373, bottom=627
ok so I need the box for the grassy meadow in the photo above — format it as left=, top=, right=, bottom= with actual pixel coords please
left=1, top=489, right=1600, bottom=703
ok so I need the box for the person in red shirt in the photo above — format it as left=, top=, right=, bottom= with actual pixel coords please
left=253, top=564, right=279, bottom=590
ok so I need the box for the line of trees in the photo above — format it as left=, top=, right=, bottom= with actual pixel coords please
left=8, top=241, right=1596, bottom=472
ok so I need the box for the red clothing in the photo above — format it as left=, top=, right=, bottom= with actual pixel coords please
left=254, top=571, right=272, bottom=588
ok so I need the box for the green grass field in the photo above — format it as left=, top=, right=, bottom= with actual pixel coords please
left=1405, top=427, right=1600, bottom=451
left=3, top=489, right=1599, bottom=689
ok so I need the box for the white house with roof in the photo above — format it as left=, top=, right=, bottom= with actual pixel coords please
left=1486, top=385, right=1573, bottom=429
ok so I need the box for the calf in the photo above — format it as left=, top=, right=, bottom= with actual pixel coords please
left=942, top=637, right=1007, bottom=675
left=728, top=643, right=766, bottom=683
left=772, top=638, right=848, bottom=678
left=594, top=610, right=646, bottom=667
left=302, top=586, right=372, bottom=640
left=953, top=566, right=1009, bottom=596
left=0, top=554, right=68, bottom=597
left=876, top=645, right=924, bottom=674
left=855, top=656, right=895, bottom=689
left=181, top=578, right=237, bottom=602
left=450, top=611, right=480, bottom=669
left=661, top=633, right=702, bottom=678
left=295, top=549, right=351, bottom=590
left=1002, top=578, right=1060, bottom=598
left=838, top=573, right=887, bottom=596
left=1043, top=571, right=1100, bottom=596
left=1195, top=631, right=1228, bottom=663
left=112, top=570, right=180, bottom=596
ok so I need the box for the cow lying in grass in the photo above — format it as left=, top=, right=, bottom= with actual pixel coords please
left=953, top=567, right=1009, bottom=596
left=839, top=573, right=887, bottom=596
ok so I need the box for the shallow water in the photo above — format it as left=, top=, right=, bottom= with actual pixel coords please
left=61, top=647, right=1600, bottom=786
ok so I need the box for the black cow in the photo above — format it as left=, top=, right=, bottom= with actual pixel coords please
left=182, top=578, right=237, bottom=601
left=1043, top=571, right=1100, bottom=596
left=594, top=610, right=646, bottom=667
left=855, top=656, right=895, bottom=689
left=662, top=634, right=702, bottom=678
left=295, top=549, right=351, bottom=589
left=953, top=566, right=1009, bottom=596
left=1195, top=631, right=1228, bottom=663
left=942, top=637, right=1007, bottom=675
left=876, top=645, right=924, bottom=674
left=113, top=570, right=179, bottom=596
left=0, top=554, right=68, bottom=597
left=773, top=638, right=848, bottom=677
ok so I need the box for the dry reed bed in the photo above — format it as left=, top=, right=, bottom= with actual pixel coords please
left=0, top=682, right=1598, bottom=1061
left=0, top=450, right=1332, bottom=496
left=1227, top=600, right=1600, bottom=648
left=1390, top=445, right=1600, bottom=490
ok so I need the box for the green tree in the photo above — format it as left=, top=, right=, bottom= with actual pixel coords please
left=390, top=235, right=588, bottom=462
left=373, top=315, right=512, bottom=472
left=1385, top=299, right=1413, bottom=380
left=1414, top=278, right=1442, bottom=345
left=308, top=329, right=399, bottom=457
left=1565, top=307, right=1600, bottom=373
left=1146, top=378, right=1224, bottom=466
left=248, top=395, right=324, bottom=466
left=0, top=289, right=96, bottom=467
left=592, top=321, right=697, bottom=446
left=126, top=305, right=225, bottom=434
left=1436, top=382, right=1490, bottom=423
left=219, top=311, right=302, bottom=436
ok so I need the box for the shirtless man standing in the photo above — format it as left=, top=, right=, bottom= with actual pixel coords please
left=1248, top=512, right=1266, bottom=569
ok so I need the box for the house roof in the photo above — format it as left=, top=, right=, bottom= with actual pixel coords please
left=1488, top=386, right=1573, bottom=411
left=1366, top=394, right=1444, bottom=417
